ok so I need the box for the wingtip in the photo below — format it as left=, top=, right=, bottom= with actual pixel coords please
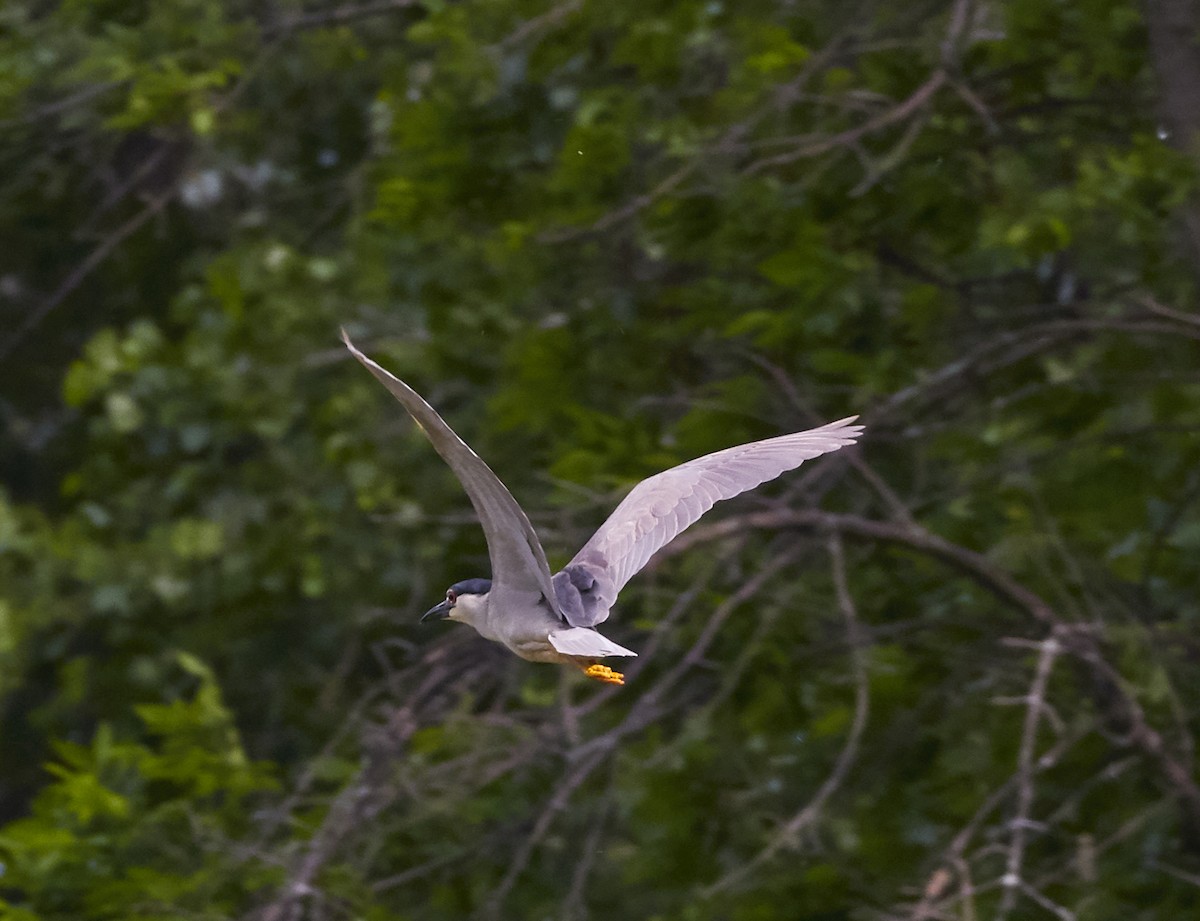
left=340, top=327, right=371, bottom=365
left=828, top=415, right=865, bottom=438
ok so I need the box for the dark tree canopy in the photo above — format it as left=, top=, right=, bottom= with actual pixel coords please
left=2, top=0, right=1200, bottom=918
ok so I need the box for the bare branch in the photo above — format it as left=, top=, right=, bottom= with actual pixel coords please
left=0, top=184, right=175, bottom=363
left=701, top=532, right=869, bottom=896
left=480, top=749, right=607, bottom=919
left=0, top=80, right=122, bottom=129
left=538, top=37, right=851, bottom=242
left=744, top=71, right=948, bottom=175
left=997, top=636, right=1061, bottom=920
left=266, top=0, right=421, bottom=36
left=495, top=0, right=583, bottom=51
left=655, top=509, right=1200, bottom=827
left=653, top=509, right=1061, bottom=626
left=1140, top=293, right=1200, bottom=329
left=559, top=778, right=614, bottom=920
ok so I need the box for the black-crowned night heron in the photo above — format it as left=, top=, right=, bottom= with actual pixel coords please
left=343, top=331, right=863, bottom=686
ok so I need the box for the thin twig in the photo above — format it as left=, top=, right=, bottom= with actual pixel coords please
left=539, top=37, right=852, bottom=242
left=495, top=0, right=583, bottom=51
left=480, top=749, right=607, bottom=919
left=997, top=635, right=1060, bottom=919
left=702, top=532, right=869, bottom=896
left=0, top=80, right=122, bottom=129
left=266, top=0, right=420, bottom=36
left=0, top=184, right=175, bottom=363
left=1140, top=294, right=1200, bottom=329
left=744, top=71, right=948, bottom=175
left=559, top=776, right=615, bottom=920
left=655, top=509, right=1200, bottom=827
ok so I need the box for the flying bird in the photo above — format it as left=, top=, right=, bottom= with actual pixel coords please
left=343, top=331, right=863, bottom=685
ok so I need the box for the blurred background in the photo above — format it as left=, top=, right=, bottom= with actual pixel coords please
left=2, top=0, right=1200, bottom=917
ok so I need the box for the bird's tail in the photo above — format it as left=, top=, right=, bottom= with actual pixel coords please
left=549, top=627, right=637, bottom=658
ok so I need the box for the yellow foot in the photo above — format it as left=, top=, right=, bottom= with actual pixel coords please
left=582, top=663, right=625, bottom=686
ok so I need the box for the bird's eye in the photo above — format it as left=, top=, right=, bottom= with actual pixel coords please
left=446, top=589, right=456, bottom=604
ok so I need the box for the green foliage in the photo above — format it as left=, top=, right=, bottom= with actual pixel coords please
left=2, top=0, right=1200, bottom=918
left=0, top=653, right=276, bottom=918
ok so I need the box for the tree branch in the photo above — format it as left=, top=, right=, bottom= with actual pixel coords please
left=653, top=509, right=1200, bottom=827
left=702, top=532, right=870, bottom=896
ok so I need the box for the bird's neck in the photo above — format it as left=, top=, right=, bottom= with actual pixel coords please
left=453, top=592, right=492, bottom=635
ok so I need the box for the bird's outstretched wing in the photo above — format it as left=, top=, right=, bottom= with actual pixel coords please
left=342, top=331, right=561, bottom=614
left=561, top=418, right=863, bottom=624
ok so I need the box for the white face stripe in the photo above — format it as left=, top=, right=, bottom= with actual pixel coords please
left=448, top=591, right=489, bottom=628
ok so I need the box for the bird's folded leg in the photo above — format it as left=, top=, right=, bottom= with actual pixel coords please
left=581, top=663, right=625, bottom=686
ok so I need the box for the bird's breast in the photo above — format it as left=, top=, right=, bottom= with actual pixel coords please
left=486, top=598, right=564, bottom=661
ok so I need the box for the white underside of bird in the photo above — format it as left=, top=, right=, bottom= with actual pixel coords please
left=343, top=330, right=863, bottom=686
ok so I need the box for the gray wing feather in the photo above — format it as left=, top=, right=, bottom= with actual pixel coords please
left=566, top=417, right=863, bottom=620
left=342, top=331, right=562, bottom=615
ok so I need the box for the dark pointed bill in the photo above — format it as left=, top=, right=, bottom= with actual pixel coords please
left=421, top=599, right=452, bottom=622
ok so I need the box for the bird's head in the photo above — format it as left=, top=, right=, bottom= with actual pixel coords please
left=421, top=578, right=492, bottom=627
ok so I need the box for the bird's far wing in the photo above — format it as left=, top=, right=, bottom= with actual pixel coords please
left=569, top=417, right=864, bottom=609
left=342, top=331, right=561, bottom=614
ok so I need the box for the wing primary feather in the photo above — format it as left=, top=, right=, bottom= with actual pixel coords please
left=570, top=416, right=863, bottom=614
left=341, top=329, right=562, bottom=614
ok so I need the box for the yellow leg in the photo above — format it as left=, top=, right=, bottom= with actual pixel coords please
left=581, top=663, right=625, bottom=686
